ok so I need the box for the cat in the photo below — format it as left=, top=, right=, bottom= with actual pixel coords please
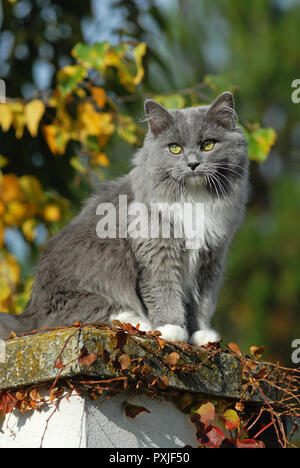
left=0, top=92, right=249, bottom=345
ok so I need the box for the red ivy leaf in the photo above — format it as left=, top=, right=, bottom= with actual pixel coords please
left=195, top=402, right=215, bottom=428
left=72, top=321, right=83, bottom=327
left=166, top=352, right=180, bottom=370
left=250, top=346, right=265, bottom=360
left=228, top=342, right=242, bottom=356
left=255, top=366, right=267, bottom=380
left=223, top=409, right=240, bottom=431
left=0, top=393, right=18, bottom=415
left=160, top=376, right=169, bottom=387
left=236, top=439, right=265, bottom=448
left=54, top=357, right=65, bottom=369
left=118, top=353, right=131, bottom=370
left=114, top=330, right=128, bottom=350
left=79, top=353, right=97, bottom=367
left=205, top=425, right=226, bottom=448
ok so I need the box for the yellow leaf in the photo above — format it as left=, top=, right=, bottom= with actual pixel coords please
left=0, top=282, right=11, bottom=305
left=0, top=103, right=13, bottom=132
left=0, top=223, right=5, bottom=246
left=0, top=200, right=5, bottom=216
left=25, top=100, right=45, bottom=137
left=11, top=102, right=25, bottom=139
left=133, top=42, right=147, bottom=86
left=4, top=200, right=27, bottom=226
left=19, top=175, right=43, bottom=200
left=43, top=125, right=57, bottom=153
left=104, top=51, right=122, bottom=67
left=0, top=174, right=24, bottom=203
left=22, top=219, right=37, bottom=242
left=43, top=204, right=61, bottom=222
left=91, top=87, right=106, bottom=108
left=0, top=252, right=20, bottom=286
left=9, top=102, right=24, bottom=113
left=74, top=88, right=86, bottom=99
left=77, top=103, right=115, bottom=142
left=93, top=152, right=110, bottom=167
left=78, top=102, right=102, bottom=136
left=43, top=125, right=69, bottom=155
left=99, top=113, right=115, bottom=135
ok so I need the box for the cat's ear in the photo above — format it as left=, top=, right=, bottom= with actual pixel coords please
left=207, top=92, right=237, bottom=129
left=144, top=99, right=173, bottom=135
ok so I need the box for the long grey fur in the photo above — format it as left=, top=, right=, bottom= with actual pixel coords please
left=0, top=92, right=249, bottom=344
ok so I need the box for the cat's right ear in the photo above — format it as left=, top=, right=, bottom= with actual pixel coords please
left=144, top=100, right=173, bottom=135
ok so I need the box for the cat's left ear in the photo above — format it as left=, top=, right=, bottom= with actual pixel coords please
left=207, top=92, right=237, bottom=129
left=144, top=99, right=173, bottom=135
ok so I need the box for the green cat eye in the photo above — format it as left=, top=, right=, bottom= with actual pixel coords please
left=202, top=140, right=215, bottom=152
left=169, top=143, right=183, bottom=155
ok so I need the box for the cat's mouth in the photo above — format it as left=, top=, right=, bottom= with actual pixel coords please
left=185, top=173, right=206, bottom=187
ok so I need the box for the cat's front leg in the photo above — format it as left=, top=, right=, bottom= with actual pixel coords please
left=135, top=240, right=189, bottom=342
left=140, top=275, right=189, bottom=342
left=189, top=292, right=221, bottom=347
left=189, top=247, right=228, bottom=346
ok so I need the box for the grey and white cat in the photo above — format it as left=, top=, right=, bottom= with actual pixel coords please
left=0, top=92, right=249, bottom=344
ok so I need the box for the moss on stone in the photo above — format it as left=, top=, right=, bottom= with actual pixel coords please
left=0, top=326, right=272, bottom=403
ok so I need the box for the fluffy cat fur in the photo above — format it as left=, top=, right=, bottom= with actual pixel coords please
left=0, top=92, right=249, bottom=344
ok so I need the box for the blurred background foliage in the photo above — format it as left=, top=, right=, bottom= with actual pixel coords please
left=0, top=0, right=299, bottom=366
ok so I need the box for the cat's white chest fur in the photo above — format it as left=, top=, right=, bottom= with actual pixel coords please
left=179, top=186, right=231, bottom=251
left=177, top=186, right=233, bottom=288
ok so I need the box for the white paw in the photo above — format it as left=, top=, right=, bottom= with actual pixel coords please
left=157, top=324, right=188, bottom=342
left=190, top=329, right=220, bottom=346
left=110, top=311, right=152, bottom=332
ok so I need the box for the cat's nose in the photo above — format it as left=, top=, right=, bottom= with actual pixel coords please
left=188, top=162, right=200, bottom=172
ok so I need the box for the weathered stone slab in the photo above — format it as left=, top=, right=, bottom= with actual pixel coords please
left=0, top=326, right=273, bottom=403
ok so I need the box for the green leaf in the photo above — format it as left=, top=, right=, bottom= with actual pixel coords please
left=0, top=155, right=9, bottom=168
left=57, top=65, right=87, bottom=96
left=116, top=43, right=147, bottom=92
left=86, top=135, right=100, bottom=152
left=117, top=115, right=138, bottom=145
left=244, top=127, right=277, bottom=163
left=204, top=74, right=238, bottom=94
left=152, top=94, right=186, bottom=109
left=72, top=42, right=109, bottom=71
left=223, top=409, right=240, bottom=431
left=70, top=156, right=88, bottom=174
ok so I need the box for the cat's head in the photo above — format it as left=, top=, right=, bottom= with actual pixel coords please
left=136, top=92, right=248, bottom=203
